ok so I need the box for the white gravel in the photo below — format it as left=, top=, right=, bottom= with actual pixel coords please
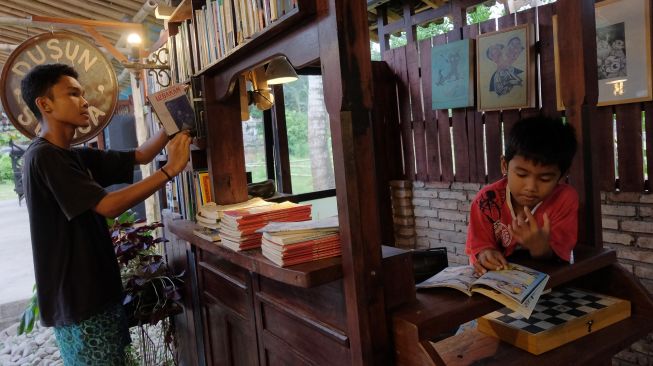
left=0, top=322, right=62, bottom=366
left=0, top=321, right=174, bottom=366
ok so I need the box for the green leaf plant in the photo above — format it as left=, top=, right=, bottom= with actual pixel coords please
left=109, top=211, right=184, bottom=327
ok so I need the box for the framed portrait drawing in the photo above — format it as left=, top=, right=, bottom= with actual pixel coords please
left=554, top=0, right=652, bottom=108
left=476, top=23, right=535, bottom=111
left=431, top=39, right=475, bottom=109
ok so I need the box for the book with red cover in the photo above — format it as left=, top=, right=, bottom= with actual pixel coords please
left=261, top=232, right=341, bottom=267
left=219, top=201, right=311, bottom=251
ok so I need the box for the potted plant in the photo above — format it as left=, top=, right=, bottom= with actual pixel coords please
left=110, top=211, right=184, bottom=327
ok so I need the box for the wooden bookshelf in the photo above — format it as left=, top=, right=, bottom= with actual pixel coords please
left=168, top=219, right=344, bottom=288
left=195, top=4, right=315, bottom=77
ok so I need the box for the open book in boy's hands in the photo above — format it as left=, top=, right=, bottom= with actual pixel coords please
left=416, top=263, right=549, bottom=318
left=148, top=83, right=196, bottom=137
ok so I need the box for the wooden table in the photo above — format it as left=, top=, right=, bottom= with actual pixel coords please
left=391, top=247, right=653, bottom=365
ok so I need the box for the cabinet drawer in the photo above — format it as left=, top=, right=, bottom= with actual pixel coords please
left=198, top=248, right=249, bottom=285
left=258, top=295, right=350, bottom=366
left=199, top=262, right=251, bottom=319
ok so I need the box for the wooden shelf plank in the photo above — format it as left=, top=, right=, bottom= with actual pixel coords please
left=169, top=0, right=192, bottom=23
left=169, top=219, right=343, bottom=288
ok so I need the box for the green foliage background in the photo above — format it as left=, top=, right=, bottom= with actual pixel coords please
left=0, top=126, right=29, bottom=198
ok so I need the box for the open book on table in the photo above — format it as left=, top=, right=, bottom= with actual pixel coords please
left=416, top=263, right=549, bottom=318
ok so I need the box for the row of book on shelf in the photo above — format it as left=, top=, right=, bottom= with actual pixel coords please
left=168, top=0, right=298, bottom=80
left=166, top=169, right=213, bottom=221
left=192, top=197, right=341, bottom=267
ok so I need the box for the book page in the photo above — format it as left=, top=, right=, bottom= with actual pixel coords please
left=415, top=265, right=478, bottom=296
left=473, top=276, right=548, bottom=318
left=472, top=263, right=549, bottom=303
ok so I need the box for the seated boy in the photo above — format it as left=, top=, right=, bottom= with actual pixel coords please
left=465, top=116, right=578, bottom=275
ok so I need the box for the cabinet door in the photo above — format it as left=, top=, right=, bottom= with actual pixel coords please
left=165, top=239, right=201, bottom=366
left=198, top=249, right=259, bottom=365
left=202, top=295, right=258, bottom=366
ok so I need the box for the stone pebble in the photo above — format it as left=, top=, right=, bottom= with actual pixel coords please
left=0, top=322, right=59, bottom=365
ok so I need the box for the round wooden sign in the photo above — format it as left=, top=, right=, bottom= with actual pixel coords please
left=0, top=32, right=118, bottom=145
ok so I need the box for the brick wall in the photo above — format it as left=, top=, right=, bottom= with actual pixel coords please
left=600, top=191, right=653, bottom=365
left=411, top=181, right=480, bottom=266
left=396, top=181, right=653, bottom=364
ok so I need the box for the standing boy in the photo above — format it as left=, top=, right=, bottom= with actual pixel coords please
left=21, top=63, right=191, bottom=364
left=465, top=116, right=578, bottom=275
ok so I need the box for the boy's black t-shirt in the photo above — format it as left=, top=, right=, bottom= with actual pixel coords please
left=22, top=137, right=135, bottom=327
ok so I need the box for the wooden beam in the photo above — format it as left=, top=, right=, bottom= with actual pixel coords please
left=320, top=0, right=389, bottom=363
left=88, top=0, right=143, bottom=12
left=421, top=0, right=444, bottom=9
left=3, top=0, right=85, bottom=22
left=82, top=25, right=128, bottom=63
left=32, top=15, right=143, bottom=30
left=557, top=0, right=602, bottom=247
left=0, top=7, right=28, bottom=17
left=412, top=5, right=451, bottom=26
left=51, top=0, right=131, bottom=21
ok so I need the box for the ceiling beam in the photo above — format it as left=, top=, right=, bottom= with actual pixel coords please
left=3, top=0, right=83, bottom=21
left=85, top=0, right=160, bottom=24
left=39, top=0, right=129, bottom=21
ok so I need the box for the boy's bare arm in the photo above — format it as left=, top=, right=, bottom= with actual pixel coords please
left=94, top=132, right=191, bottom=218
left=509, top=207, right=553, bottom=259
left=134, top=129, right=168, bottom=165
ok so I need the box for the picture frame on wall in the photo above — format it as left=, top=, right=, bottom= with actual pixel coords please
left=554, top=0, right=652, bottom=108
left=431, top=39, right=475, bottom=109
left=476, top=23, right=535, bottom=111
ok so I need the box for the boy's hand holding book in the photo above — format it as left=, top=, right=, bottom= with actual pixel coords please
left=509, top=207, right=552, bottom=259
left=475, top=249, right=508, bottom=275
left=162, top=131, right=191, bottom=177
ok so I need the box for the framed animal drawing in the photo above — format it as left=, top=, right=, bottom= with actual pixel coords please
left=431, top=39, right=475, bottom=109
left=476, top=23, right=535, bottom=111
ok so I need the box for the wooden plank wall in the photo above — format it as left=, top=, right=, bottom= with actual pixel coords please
left=378, top=1, right=652, bottom=192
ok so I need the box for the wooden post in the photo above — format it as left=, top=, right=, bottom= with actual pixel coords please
left=320, top=0, right=389, bottom=363
left=556, top=0, right=602, bottom=247
left=271, top=85, right=292, bottom=193
left=203, top=77, right=249, bottom=204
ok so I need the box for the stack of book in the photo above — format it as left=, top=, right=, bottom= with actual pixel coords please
left=193, top=204, right=221, bottom=242
left=220, top=201, right=312, bottom=251
left=258, top=216, right=341, bottom=267
left=193, top=198, right=275, bottom=242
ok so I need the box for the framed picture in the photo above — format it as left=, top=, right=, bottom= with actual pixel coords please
left=431, top=39, right=475, bottom=109
left=554, top=0, right=652, bottom=108
left=476, top=23, right=535, bottom=111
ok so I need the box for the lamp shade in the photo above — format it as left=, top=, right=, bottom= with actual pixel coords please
left=265, top=57, right=298, bottom=85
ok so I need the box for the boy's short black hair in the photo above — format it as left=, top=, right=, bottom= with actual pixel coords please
left=504, top=116, right=577, bottom=174
left=21, top=63, right=79, bottom=122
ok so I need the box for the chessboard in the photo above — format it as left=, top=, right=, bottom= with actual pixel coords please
left=478, top=287, right=631, bottom=355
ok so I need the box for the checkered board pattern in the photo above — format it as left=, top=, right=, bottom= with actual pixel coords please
left=482, top=287, right=622, bottom=334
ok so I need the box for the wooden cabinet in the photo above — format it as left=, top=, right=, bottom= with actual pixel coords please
left=168, top=220, right=414, bottom=365
left=198, top=253, right=258, bottom=366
